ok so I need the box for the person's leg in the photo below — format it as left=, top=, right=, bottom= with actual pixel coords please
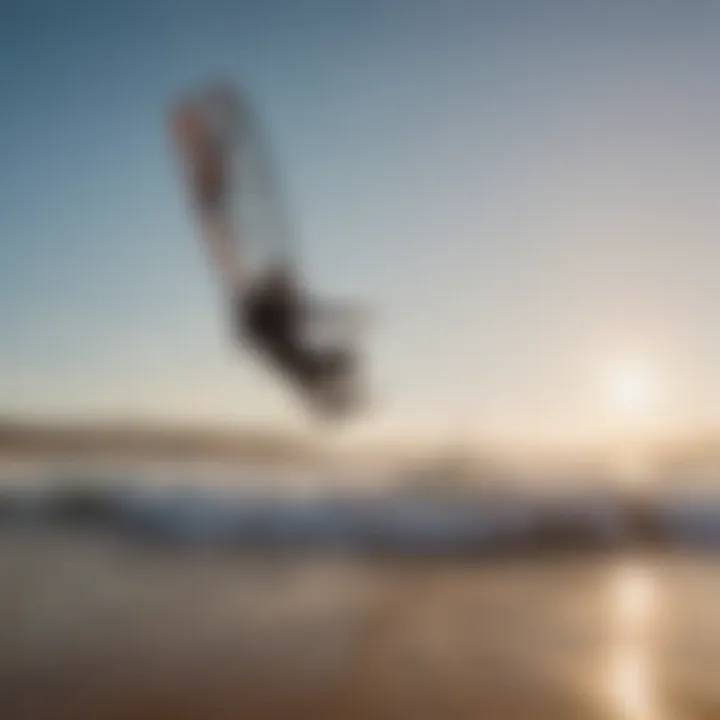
left=307, top=344, right=361, bottom=417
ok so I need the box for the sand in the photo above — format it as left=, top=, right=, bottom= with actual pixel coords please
left=1, top=528, right=719, bottom=719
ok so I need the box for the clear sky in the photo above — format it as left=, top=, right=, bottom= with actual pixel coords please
left=3, top=0, right=720, bottom=447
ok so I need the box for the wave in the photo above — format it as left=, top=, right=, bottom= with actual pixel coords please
left=2, top=472, right=720, bottom=555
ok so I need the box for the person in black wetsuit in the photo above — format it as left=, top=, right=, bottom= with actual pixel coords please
left=238, top=267, right=358, bottom=413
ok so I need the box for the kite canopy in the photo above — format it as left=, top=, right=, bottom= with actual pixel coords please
left=170, top=82, right=295, bottom=272
left=169, top=82, right=369, bottom=420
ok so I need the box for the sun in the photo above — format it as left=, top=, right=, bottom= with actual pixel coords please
left=598, top=358, right=663, bottom=485
left=603, top=361, right=657, bottom=420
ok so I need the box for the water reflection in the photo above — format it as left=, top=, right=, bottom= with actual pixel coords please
left=608, top=561, right=660, bottom=720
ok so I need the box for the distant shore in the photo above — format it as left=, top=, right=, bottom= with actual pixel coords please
left=3, top=417, right=720, bottom=478
left=0, top=418, right=318, bottom=463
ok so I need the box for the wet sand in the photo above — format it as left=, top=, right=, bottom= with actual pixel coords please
left=1, top=530, right=720, bottom=719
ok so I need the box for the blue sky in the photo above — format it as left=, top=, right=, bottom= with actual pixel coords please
left=3, top=1, right=720, bottom=446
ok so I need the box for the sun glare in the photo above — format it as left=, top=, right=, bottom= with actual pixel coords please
left=604, top=362, right=657, bottom=420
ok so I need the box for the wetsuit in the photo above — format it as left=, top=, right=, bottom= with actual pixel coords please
left=238, top=272, right=355, bottom=399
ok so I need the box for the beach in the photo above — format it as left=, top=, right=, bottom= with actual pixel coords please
left=2, top=526, right=719, bottom=719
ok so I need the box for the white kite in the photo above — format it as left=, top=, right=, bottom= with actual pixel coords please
left=169, top=82, right=367, bottom=418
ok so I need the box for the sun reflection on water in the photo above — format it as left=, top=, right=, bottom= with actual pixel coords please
left=608, top=562, right=660, bottom=720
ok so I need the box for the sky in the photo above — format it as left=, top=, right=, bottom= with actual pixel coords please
left=3, top=0, right=720, bottom=448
